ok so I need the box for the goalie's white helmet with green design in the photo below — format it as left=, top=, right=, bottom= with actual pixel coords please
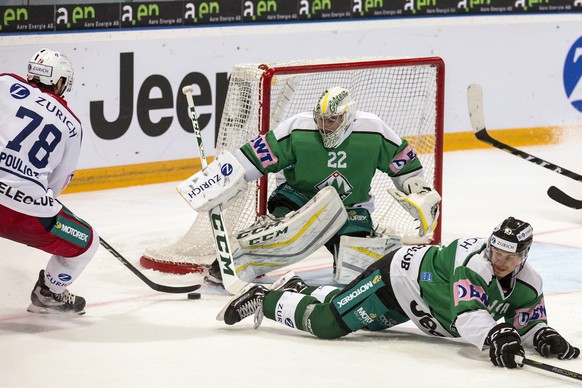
left=313, top=87, right=356, bottom=148
left=27, top=48, right=74, bottom=96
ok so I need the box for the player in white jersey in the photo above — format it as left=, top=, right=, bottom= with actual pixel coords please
left=219, top=217, right=579, bottom=368
left=0, top=48, right=99, bottom=314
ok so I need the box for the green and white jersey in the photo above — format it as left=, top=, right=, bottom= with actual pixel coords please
left=235, top=111, right=424, bottom=209
left=390, top=237, right=547, bottom=350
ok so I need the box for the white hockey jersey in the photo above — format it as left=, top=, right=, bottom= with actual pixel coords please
left=0, top=73, right=82, bottom=217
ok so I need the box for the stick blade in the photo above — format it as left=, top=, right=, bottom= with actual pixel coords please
left=467, top=84, right=486, bottom=133
left=547, top=186, right=582, bottom=209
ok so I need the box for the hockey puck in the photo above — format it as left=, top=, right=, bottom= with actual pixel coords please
left=187, top=292, right=201, bottom=300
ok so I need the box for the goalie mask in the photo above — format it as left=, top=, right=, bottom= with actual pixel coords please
left=485, top=216, right=533, bottom=278
left=27, top=48, right=74, bottom=96
left=313, top=87, right=356, bottom=148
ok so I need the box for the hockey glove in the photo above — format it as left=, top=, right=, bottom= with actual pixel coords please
left=387, top=177, right=440, bottom=237
left=486, top=323, right=525, bottom=369
left=534, top=327, right=580, bottom=360
left=177, top=150, right=248, bottom=212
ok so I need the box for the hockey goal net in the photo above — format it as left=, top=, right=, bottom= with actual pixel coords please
left=140, top=56, right=444, bottom=274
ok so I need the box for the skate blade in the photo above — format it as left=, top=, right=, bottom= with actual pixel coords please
left=27, top=303, right=86, bottom=315
left=268, top=271, right=296, bottom=291
left=203, top=275, right=225, bottom=289
left=216, top=282, right=257, bottom=321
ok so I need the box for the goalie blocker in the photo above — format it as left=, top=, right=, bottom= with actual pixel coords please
left=177, top=151, right=247, bottom=213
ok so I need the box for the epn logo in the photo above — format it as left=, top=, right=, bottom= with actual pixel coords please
left=563, top=36, right=582, bottom=113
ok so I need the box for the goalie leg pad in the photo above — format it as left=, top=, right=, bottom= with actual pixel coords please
left=334, top=234, right=402, bottom=284
left=177, top=150, right=248, bottom=212
left=233, top=186, right=348, bottom=282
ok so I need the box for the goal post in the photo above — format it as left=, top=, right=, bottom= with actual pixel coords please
left=140, top=56, right=445, bottom=274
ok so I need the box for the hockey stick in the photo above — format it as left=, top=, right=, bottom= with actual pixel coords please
left=515, top=355, right=582, bottom=381
left=58, top=201, right=201, bottom=294
left=98, top=237, right=201, bottom=293
left=181, top=85, right=247, bottom=295
left=467, top=84, right=582, bottom=209
left=547, top=186, right=582, bottom=210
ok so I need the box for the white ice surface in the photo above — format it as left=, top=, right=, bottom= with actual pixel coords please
left=1, top=144, right=582, bottom=388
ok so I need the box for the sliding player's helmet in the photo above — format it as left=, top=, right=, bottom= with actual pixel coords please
left=27, top=48, right=74, bottom=96
left=485, top=216, right=533, bottom=275
left=313, top=87, right=356, bottom=148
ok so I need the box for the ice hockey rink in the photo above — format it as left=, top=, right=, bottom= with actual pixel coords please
left=1, top=135, right=581, bottom=387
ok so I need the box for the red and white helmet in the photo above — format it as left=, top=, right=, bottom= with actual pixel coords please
left=27, top=48, right=73, bottom=96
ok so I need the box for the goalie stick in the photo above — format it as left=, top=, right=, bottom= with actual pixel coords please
left=181, top=85, right=247, bottom=295
left=59, top=202, right=201, bottom=294
left=515, top=355, right=582, bottom=381
left=467, top=84, right=582, bottom=210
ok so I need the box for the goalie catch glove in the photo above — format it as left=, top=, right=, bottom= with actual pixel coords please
left=387, top=176, right=441, bottom=237
left=534, top=327, right=580, bottom=360
left=486, top=323, right=525, bottom=369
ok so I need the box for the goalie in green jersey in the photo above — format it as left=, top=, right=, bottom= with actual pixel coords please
left=218, top=216, right=580, bottom=369
left=180, top=87, right=441, bottom=286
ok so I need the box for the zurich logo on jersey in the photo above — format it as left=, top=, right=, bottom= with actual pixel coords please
left=563, top=36, right=582, bottom=112
left=10, top=83, right=30, bottom=99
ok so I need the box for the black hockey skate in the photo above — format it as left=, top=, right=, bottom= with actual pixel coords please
left=278, top=275, right=308, bottom=293
left=269, top=271, right=308, bottom=293
left=217, top=283, right=268, bottom=328
left=204, top=260, right=224, bottom=288
left=27, top=270, right=86, bottom=315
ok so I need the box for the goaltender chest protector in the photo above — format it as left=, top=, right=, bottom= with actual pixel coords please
left=280, top=129, right=385, bottom=205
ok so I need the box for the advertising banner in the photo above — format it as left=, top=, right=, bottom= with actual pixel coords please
left=1, top=1, right=581, bottom=32
left=1, top=14, right=581, bottom=172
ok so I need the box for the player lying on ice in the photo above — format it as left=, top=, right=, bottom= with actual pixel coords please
left=217, top=216, right=579, bottom=369
left=178, top=86, right=441, bottom=286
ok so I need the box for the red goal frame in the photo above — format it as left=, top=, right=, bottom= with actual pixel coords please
left=255, top=57, right=444, bottom=243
